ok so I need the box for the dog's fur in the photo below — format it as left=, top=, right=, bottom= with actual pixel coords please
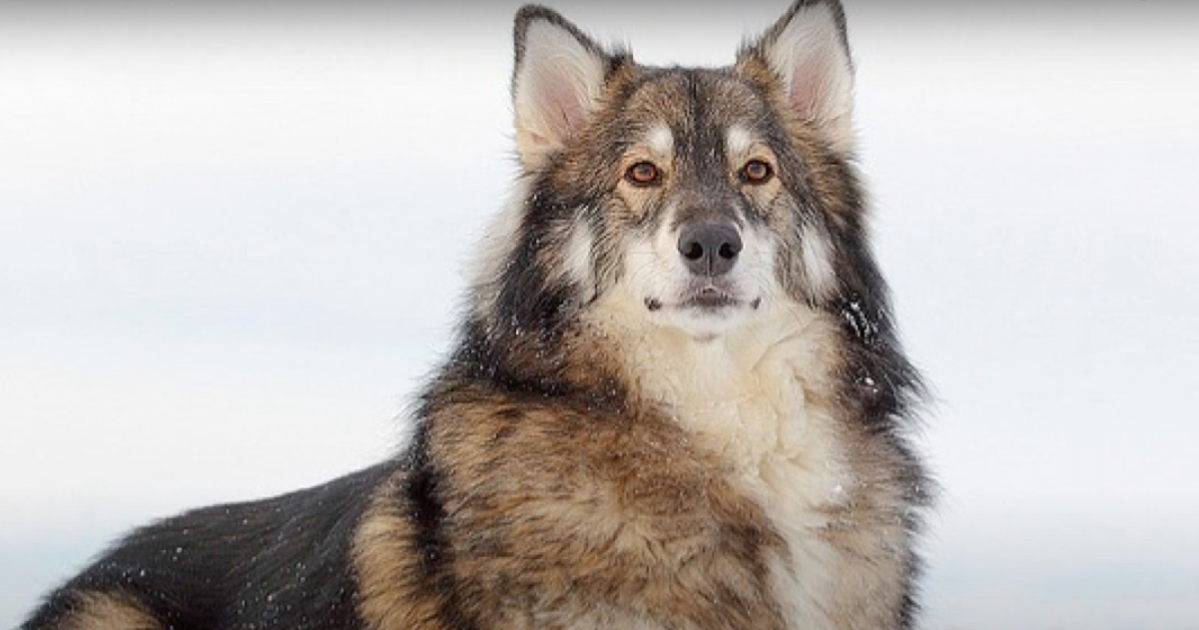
left=23, top=2, right=931, bottom=629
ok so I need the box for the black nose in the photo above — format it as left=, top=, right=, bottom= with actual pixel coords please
left=677, top=221, right=742, bottom=277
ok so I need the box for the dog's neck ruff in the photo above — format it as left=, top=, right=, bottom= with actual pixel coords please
left=585, top=293, right=857, bottom=628
left=587, top=292, right=847, bottom=488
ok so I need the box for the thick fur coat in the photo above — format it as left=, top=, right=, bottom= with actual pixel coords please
left=23, top=2, right=931, bottom=629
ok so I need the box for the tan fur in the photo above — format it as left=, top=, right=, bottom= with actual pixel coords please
left=52, top=593, right=160, bottom=630
left=353, top=470, right=446, bottom=630
left=424, top=378, right=789, bottom=630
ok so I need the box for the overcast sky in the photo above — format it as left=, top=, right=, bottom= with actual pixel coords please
left=2, top=2, right=1198, bottom=629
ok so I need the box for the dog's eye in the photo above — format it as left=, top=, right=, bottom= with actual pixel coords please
left=625, top=161, right=661, bottom=186
left=740, top=159, right=773, bottom=184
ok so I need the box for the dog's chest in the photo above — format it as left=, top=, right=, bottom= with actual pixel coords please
left=625, top=315, right=853, bottom=629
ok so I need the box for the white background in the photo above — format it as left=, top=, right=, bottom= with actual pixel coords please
left=3, top=2, right=1197, bottom=628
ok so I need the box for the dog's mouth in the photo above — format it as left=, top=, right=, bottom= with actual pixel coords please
left=644, top=285, right=762, bottom=314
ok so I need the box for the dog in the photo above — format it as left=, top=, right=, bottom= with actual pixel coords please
left=23, top=2, right=931, bottom=629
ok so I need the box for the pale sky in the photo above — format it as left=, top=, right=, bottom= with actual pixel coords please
left=2, top=2, right=1198, bottom=629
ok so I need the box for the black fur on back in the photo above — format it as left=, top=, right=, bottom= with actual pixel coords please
left=22, top=465, right=391, bottom=630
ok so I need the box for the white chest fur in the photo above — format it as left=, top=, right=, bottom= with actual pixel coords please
left=597, top=299, right=854, bottom=629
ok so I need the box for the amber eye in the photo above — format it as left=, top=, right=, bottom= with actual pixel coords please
left=741, top=159, right=773, bottom=184
left=625, top=161, right=661, bottom=186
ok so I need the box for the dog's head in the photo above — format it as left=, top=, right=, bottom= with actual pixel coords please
left=467, top=1, right=891, bottom=386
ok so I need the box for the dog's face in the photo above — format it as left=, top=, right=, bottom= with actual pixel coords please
left=474, top=1, right=860, bottom=344
left=575, top=70, right=835, bottom=341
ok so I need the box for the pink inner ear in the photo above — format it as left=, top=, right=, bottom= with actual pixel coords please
left=787, top=56, right=831, bottom=122
left=540, top=81, right=586, bottom=143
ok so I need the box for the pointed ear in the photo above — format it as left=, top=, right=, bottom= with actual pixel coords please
left=512, top=6, right=615, bottom=170
left=738, top=0, right=856, bottom=153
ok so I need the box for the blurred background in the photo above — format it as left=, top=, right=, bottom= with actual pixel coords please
left=2, top=1, right=1197, bottom=628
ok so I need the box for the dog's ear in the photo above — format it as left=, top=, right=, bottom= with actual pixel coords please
left=737, top=0, right=855, bottom=153
left=512, top=6, right=615, bottom=170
